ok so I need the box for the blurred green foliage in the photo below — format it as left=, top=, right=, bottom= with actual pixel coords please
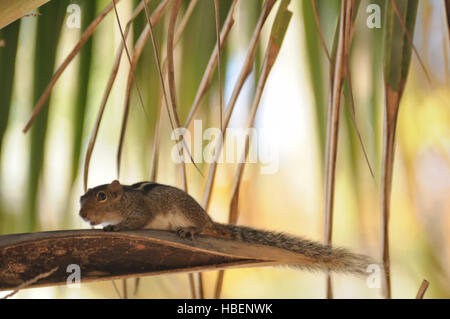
left=0, top=0, right=448, bottom=298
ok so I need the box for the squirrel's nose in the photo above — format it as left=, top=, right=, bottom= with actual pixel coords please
left=79, top=209, right=87, bottom=218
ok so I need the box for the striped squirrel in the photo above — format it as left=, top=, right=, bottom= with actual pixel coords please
left=79, top=180, right=373, bottom=275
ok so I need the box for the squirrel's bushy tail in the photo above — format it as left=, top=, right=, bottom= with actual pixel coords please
left=212, top=223, right=373, bottom=275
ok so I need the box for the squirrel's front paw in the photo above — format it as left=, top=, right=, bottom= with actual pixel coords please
left=103, top=225, right=119, bottom=232
left=176, top=227, right=198, bottom=240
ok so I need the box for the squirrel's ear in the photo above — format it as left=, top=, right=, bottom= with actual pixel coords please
left=108, top=180, right=123, bottom=199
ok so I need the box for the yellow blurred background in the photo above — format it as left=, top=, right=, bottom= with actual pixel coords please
left=0, top=0, right=449, bottom=298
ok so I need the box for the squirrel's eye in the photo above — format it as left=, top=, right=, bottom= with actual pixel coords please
left=96, top=191, right=107, bottom=202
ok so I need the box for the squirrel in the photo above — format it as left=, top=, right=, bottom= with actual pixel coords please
left=79, top=180, right=373, bottom=275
